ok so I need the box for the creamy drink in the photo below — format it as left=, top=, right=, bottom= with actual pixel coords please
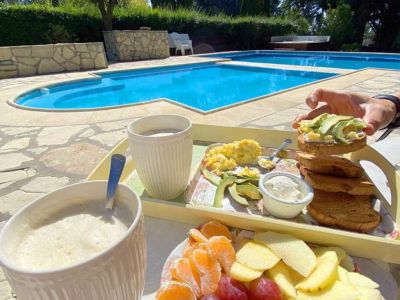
left=9, top=200, right=132, bottom=271
left=128, top=115, right=193, bottom=200
left=142, top=128, right=181, bottom=137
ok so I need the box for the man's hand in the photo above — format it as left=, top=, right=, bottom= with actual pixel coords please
left=292, top=88, right=397, bottom=135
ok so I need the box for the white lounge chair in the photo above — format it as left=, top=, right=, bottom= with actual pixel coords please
left=168, top=32, right=194, bottom=55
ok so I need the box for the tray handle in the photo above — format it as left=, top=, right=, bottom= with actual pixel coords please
left=350, top=146, right=400, bottom=224
left=87, top=139, right=134, bottom=182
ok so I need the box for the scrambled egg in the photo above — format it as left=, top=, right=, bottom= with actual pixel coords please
left=232, top=139, right=262, bottom=165
left=238, top=167, right=260, bottom=178
left=258, top=158, right=276, bottom=171
left=203, top=153, right=237, bottom=175
left=204, top=139, right=261, bottom=174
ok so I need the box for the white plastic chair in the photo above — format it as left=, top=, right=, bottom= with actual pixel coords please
left=169, top=32, right=193, bottom=55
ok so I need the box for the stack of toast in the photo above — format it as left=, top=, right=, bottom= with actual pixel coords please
left=296, top=152, right=380, bottom=232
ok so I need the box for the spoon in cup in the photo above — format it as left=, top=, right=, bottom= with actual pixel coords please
left=105, top=154, right=126, bottom=210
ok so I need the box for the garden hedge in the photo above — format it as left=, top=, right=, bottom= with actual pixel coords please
left=0, top=4, right=301, bottom=50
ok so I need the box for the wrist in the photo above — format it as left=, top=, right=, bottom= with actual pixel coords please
left=372, top=94, right=400, bottom=127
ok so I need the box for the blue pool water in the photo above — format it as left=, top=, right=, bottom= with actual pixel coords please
left=16, top=63, right=335, bottom=111
left=206, top=51, right=400, bottom=70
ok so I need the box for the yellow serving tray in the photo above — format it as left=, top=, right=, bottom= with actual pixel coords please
left=87, top=124, right=400, bottom=263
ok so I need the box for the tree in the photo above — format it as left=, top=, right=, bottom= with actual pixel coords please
left=370, top=0, right=400, bottom=50
left=320, top=2, right=355, bottom=49
left=98, top=0, right=116, bottom=30
left=151, top=0, right=193, bottom=8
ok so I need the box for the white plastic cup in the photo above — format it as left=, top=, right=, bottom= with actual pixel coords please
left=127, top=115, right=193, bottom=200
left=0, top=181, right=146, bottom=300
left=259, top=172, right=314, bottom=219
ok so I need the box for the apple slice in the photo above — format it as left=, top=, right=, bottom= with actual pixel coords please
left=236, top=240, right=280, bottom=272
left=230, top=261, right=263, bottom=282
left=347, top=272, right=379, bottom=289
left=313, top=246, right=347, bottom=263
left=254, top=231, right=317, bottom=277
left=268, top=261, right=297, bottom=298
left=296, top=251, right=338, bottom=292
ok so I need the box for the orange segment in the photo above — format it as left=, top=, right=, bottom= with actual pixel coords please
left=200, top=221, right=232, bottom=240
left=207, top=236, right=236, bottom=273
left=156, top=281, right=196, bottom=300
left=170, top=258, right=201, bottom=297
left=183, top=242, right=209, bottom=259
left=191, top=248, right=222, bottom=296
left=189, top=228, right=209, bottom=243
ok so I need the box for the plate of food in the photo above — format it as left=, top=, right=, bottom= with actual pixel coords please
left=156, top=220, right=397, bottom=300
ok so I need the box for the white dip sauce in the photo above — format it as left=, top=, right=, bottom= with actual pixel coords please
left=264, top=176, right=304, bottom=202
left=10, top=200, right=131, bottom=271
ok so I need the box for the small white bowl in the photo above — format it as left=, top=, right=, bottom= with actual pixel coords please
left=259, top=172, right=313, bottom=219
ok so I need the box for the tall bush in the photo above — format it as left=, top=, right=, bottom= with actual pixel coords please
left=319, top=2, right=355, bottom=49
left=0, top=4, right=300, bottom=49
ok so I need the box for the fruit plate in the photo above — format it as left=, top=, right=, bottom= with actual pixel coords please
left=87, top=124, right=400, bottom=263
left=160, top=233, right=398, bottom=300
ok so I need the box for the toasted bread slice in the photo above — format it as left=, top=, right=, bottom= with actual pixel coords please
left=297, top=134, right=366, bottom=155
left=307, top=189, right=381, bottom=232
left=300, top=166, right=374, bottom=195
left=296, top=152, right=364, bottom=178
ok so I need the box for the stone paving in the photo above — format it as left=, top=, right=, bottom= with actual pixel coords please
left=0, top=56, right=400, bottom=299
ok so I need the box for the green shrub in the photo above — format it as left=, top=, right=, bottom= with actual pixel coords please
left=341, top=43, right=361, bottom=52
left=0, top=3, right=300, bottom=49
left=0, top=4, right=102, bottom=46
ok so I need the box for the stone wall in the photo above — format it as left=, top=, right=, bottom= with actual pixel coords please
left=103, top=30, right=170, bottom=62
left=0, top=42, right=107, bottom=79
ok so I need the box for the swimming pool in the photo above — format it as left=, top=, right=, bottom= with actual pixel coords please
left=15, top=63, right=335, bottom=112
left=204, top=51, right=400, bottom=70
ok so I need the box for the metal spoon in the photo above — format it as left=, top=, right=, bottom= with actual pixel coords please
left=258, top=138, right=292, bottom=167
left=105, top=154, right=126, bottom=210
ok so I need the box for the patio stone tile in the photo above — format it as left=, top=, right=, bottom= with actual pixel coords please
left=0, top=281, right=13, bottom=300
left=244, top=106, right=309, bottom=130
left=36, top=125, right=88, bottom=146
left=0, top=182, right=14, bottom=191
left=0, top=266, right=5, bottom=282
left=96, top=119, right=132, bottom=131
left=89, top=130, right=127, bottom=147
left=40, top=143, right=108, bottom=176
left=21, top=176, right=69, bottom=193
left=1, top=127, right=39, bottom=136
left=0, top=153, right=33, bottom=172
left=79, top=128, right=96, bottom=138
left=0, top=138, right=30, bottom=153
left=0, top=168, right=36, bottom=184
left=26, top=147, right=48, bottom=155
left=0, top=190, right=44, bottom=221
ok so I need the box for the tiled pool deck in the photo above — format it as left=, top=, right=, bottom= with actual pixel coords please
left=0, top=55, right=400, bottom=299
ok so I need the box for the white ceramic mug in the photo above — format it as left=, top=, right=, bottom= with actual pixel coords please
left=0, top=181, right=146, bottom=300
left=127, top=115, right=193, bottom=200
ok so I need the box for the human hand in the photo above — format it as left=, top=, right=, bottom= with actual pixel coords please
left=292, top=88, right=397, bottom=135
